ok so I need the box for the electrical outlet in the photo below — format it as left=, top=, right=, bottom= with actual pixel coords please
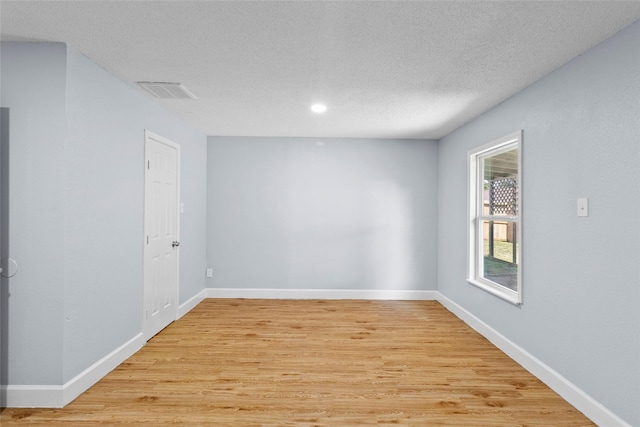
left=206, top=268, right=213, bottom=278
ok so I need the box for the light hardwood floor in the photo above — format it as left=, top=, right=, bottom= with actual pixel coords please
left=1, top=299, right=593, bottom=426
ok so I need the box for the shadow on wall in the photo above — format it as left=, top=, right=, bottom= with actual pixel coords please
left=365, top=180, right=412, bottom=289
left=0, top=108, right=10, bottom=407
left=284, top=141, right=415, bottom=289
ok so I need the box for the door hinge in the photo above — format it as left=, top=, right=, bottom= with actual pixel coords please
left=147, top=160, right=150, bottom=169
left=146, top=235, right=149, bottom=244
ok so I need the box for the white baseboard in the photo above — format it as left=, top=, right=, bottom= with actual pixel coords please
left=205, top=287, right=439, bottom=300
left=2, top=333, right=145, bottom=408
left=62, top=333, right=145, bottom=407
left=1, top=385, right=63, bottom=408
left=436, top=293, right=630, bottom=427
left=177, top=288, right=207, bottom=319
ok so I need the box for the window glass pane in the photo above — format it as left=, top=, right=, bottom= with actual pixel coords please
left=482, top=148, right=518, bottom=218
left=482, top=220, right=518, bottom=291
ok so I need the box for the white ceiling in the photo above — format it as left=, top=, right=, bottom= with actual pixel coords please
left=2, top=1, right=640, bottom=140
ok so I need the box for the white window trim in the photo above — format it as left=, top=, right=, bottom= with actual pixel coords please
left=467, top=130, right=523, bottom=305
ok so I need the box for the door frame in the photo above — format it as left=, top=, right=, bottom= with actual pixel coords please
left=143, top=129, right=180, bottom=341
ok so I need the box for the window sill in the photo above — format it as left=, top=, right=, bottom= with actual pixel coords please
left=467, top=278, right=522, bottom=305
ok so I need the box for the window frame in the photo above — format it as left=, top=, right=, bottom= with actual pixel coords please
left=467, top=130, right=523, bottom=305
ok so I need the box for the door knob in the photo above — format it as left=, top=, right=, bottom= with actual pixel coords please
left=172, top=241, right=180, bottom=248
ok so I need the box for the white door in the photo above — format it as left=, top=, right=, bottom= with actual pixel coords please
left=143, top=130, right=180, bottom=340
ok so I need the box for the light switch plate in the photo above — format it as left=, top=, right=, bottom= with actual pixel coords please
left=577, top=198, right=589, bottom=217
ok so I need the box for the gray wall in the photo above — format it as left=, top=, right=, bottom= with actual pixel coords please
left=0, top=42, right=67, bottom=385
left=1, top=42, right=208, bottom=386
left=65, top=46, right=208, bottom=316
left=207, top=136, right=438, bottom=291
left=437, top=21, right=640, bottom=425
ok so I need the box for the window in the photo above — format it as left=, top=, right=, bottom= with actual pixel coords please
left=468, top=130, right=522, bottom=304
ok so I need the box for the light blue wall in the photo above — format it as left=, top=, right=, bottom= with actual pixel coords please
left=437, top=21, right=640, bottom=425
left=62, top=46, right=207, bottom=382
left=207, top=136, right=438, bottom=292
left=0, top=42, right=208, bottom=386
left=0, top=42, right=67, bottom=385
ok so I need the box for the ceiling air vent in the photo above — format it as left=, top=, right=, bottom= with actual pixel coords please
left=137, top=82, right=197, bottom=99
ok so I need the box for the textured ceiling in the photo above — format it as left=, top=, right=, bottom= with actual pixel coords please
left=2, top=1, right=640, bottom=140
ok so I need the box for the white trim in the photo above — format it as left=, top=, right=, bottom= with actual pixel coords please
left=1, top=385, right=63, bottom=408
left=177, top=289, right=207, bottom=319
left=205, top=287, right=439, bottom=301
left=2, top=333, right=144, bottom=408
left=467, top=277, right=520, bottom=305
left=62, top=333, right=145, bottom=406
left=467, top=129, right=523, bottom=305
left=436, top=293, right=631, bottom=427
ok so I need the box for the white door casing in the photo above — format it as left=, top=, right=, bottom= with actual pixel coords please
left=143, top=130, right=180, bottom=340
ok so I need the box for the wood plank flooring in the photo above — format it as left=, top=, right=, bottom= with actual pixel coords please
left=1, top=299, right=593, bottom=425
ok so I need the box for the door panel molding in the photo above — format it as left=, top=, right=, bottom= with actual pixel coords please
left=143, top=130, right=180, bottom=341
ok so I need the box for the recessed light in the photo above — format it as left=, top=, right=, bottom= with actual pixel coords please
left=310, top=103, right=327, bottom=113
